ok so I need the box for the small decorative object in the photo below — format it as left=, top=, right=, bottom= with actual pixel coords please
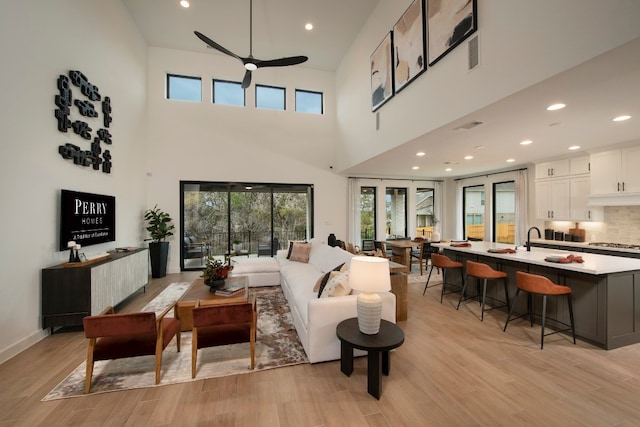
left=201, top=256, right=234, bottom=290
left=328, top=233, right=337, bottom=247
left=67, top=240, right=76, bottom=262
left=348, top=256, right=391, bottom=334
left=74, top=244, right=82, bottom=262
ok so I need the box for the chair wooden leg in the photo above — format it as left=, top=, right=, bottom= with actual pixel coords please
left=84, top=340, right=96, bottom=394
left=192, top=328, right=198, bottom=378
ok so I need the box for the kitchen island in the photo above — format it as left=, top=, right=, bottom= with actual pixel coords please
left=433, top=241, right=640, bottom=349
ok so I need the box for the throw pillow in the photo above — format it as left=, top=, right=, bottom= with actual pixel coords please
left=288, top=242, right=312, bottom=263
left=320, top=270, right=351, bottom=298
left=286, top=240, right=307, bottom=259
left=313, top=263, right=347, bottom=294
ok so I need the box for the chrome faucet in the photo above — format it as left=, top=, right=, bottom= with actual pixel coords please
left=526, top=226, right=541, bottom=251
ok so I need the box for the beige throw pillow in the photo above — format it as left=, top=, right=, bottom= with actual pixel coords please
left=289, top=242, right=312, bottom=263
left=320, top=270, right=351, bottom=298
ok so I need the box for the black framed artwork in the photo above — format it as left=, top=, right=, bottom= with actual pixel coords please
left=371, top=32, right=394, bottom=112
left=393, top=0, right=426, bottom=93
left=427, top=0, right=477, bottom=66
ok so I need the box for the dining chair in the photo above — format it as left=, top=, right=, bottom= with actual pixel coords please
left=410, top=241, right=439, bottom=275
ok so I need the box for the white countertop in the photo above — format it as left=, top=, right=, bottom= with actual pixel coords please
left=531, top=239, right=640, bottom=255
left=433, top=241, right=640, bottom=275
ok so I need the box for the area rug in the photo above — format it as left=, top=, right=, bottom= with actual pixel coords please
left=43, top=285, right=308, bottom=400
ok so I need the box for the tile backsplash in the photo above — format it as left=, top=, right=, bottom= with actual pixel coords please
left=547, top=206, right=640, bottom=244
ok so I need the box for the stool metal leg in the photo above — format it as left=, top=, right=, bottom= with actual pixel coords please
left=456, top=274, right=470, bottom=310
left=440, top=269, right=447, bottom=303
left=503, top=288, right=521, bottom=332
left=481, top=278, right=488, bottom=321
left=540, top=295, right=547, bottom=349
left=567, top=294, right=577, bottom=345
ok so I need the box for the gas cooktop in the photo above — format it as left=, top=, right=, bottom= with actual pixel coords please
left=589, top=242, right=640, bottom=250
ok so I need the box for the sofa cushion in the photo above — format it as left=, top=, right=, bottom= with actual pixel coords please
left=312, top=262, right=347, bottom=294
left=320, top=270, right=351, bottom=298
left=289, top=242, right=312, bottom=263
left=309, top=243, right=354, bottom=273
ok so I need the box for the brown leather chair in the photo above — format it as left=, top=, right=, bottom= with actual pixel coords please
left=503, top=271, right=576, bottom=349
left=82, top=303, right=181, bottom=393
left=191, top=295, right=257, bottom=378
left=458, top=260, right=510, bottom=321
left=425, top=253, right=465, bottom=303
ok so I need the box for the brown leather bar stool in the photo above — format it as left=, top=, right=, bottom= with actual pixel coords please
left=425, top=253, right=465, bottom=303
left=457, top=260, right=510, bottom=321
left=503, top=271, right=576, bottom=349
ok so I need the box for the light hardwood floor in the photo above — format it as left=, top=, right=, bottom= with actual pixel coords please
left=2, top=270, right=640, bottom=426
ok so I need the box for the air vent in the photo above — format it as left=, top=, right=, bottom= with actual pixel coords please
left=453, top=120, right=483, bottom=130
left=468, top=36, right=479, bottom=70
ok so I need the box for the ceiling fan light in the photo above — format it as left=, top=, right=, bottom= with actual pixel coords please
left=245, top=63, right=257, bottom=71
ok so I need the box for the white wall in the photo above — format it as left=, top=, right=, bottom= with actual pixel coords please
left=145, top=47, right=348, bottom=272
left=0, top=1, right=148, bottom=363
left=335, top=0, right=640, bottom=172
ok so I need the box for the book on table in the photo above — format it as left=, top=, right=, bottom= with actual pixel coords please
left=215, top=281, right=246, bottom=296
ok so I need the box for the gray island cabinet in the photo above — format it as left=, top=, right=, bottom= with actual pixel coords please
left=433, top=242, right=640, bottom=349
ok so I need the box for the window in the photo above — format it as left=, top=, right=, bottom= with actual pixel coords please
left=415, top=188, right=435, bottom=238
left=295, top=89, right=323, bottom=114
left=167, top=74, right=201, bottom=101
left=386, top=187, right=407, bottom=238
left=256, top=84, right=285, bottom=110
left=463, top=185, right=485, bottom=240
left=360, top=187, right=376, bottom=241
left=493, top=181, right=515, bottom=244
left=180, top=182, right=313, bottom=270
left=212, top=80, right=245, bottom=106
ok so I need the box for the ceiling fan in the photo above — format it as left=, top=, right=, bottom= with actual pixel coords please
left=194, top=0, right=308, bottom=89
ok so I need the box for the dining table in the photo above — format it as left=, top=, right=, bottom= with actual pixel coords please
left=383, top=239, right=422, bottom=269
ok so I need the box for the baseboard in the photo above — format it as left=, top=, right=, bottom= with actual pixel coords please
left=0, top=329, right=48, bottom=365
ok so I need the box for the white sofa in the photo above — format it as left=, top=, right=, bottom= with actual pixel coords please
left=277, top=241, right=396, bottom=363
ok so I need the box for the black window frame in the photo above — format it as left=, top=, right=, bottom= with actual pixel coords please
left=166, top=73, right=202, bottom=101
left=295, top=89, right=324, bottom=114
left=255, top=84, right=286, bottom=110
left=212, top=79, right=246, bottom=106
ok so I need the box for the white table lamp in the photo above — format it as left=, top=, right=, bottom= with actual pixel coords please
left=349, top=256, right=391, bottom=334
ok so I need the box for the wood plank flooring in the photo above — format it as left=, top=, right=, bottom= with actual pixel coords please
left=1, top=269, right=640, bottom=426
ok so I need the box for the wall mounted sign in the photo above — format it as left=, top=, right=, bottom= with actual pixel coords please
left=54, top=70, right=113, bottom=173
left=59, top=189, right=116, bottom=250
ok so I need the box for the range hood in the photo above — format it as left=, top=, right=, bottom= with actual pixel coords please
left=588, top=193, right=640, bottom=206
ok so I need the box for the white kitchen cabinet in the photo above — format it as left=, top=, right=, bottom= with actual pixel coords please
left=535, top=159, right=570, bottom=179
left=591, top=147, right=640, bottom=195
left=536, top=179, right=570, bottom=220
left=569, top=155, right=590, bottom=175
left=570, top=177, right=603, bottom=221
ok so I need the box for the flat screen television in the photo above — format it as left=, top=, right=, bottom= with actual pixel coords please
left=59, top=189, right=116, bottom=250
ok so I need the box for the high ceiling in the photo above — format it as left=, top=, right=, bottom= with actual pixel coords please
left=122, top=0, right=640, bottom=179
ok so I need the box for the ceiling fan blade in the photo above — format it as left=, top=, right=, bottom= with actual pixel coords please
left=241, top=69, right=252, bottom=89
left=254, top=56, right=309, bottom=68
left=194, top=31, right=242, bottom=62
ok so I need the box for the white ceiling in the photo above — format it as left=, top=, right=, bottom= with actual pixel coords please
left=122, top=0, right=640, bottom=179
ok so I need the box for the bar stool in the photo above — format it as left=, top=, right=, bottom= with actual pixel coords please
left=503, top=271, right=576, bottom=349
left=425, top=253, right=465, bottom=303
left=457, top=260, right=510, bottom=321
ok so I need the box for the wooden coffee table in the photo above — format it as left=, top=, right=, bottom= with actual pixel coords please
left=175, top=276, right=248, bottom=331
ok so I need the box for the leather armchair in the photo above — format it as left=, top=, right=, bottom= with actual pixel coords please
left=191, top=295, right=257, bottom=378
left=82, top=303, right=181, bottom=393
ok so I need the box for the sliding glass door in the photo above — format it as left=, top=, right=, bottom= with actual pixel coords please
left=180, top=182, right=313, bottom=270
left=463, top=185, right=485, bottom=240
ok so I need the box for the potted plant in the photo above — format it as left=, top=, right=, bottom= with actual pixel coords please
left=201, top=256, right=233, bottom=289
left=232, top=238, right=242, bottom=252
left=144, top=205, right=175, bottom=278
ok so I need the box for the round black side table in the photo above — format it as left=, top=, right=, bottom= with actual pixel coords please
left=336, top=318, right=404, bottom=399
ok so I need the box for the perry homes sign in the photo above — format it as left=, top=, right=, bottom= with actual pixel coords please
left=59, top=189, right=115, bottom=250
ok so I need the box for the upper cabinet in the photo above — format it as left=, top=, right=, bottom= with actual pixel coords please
left=590, top=147, right=640, bottom=196
left=535, top=155, right=600, bottom=221
left=535, top=159, right=571, bottom=179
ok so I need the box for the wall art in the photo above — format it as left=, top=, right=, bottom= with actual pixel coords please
left=393, top=0, right=426, bottom=93
left=371, top=32, right=394, bottom=112
left=427, top=0, right=477, bottom=66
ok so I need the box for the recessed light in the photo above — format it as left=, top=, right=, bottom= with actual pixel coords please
left=464, top=155, right=474, bottom=160
left=305, top=23, right=314, bottom=30
left=179, top=0, right=190, bottom=8
left=445, top=168, right=452, bottom=172
left=568, top=145, right=580, bottom=150
left=416, top=151, right=426, bottom=156
left=412, top=166, right=419, bottom=170
left=547, top=103, right=566, bottom=111
left=613, top=115, right=631, bottom=122
left=506, top=159, right=515, bottom=163
left=520, top=140, right=533, bottom=145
